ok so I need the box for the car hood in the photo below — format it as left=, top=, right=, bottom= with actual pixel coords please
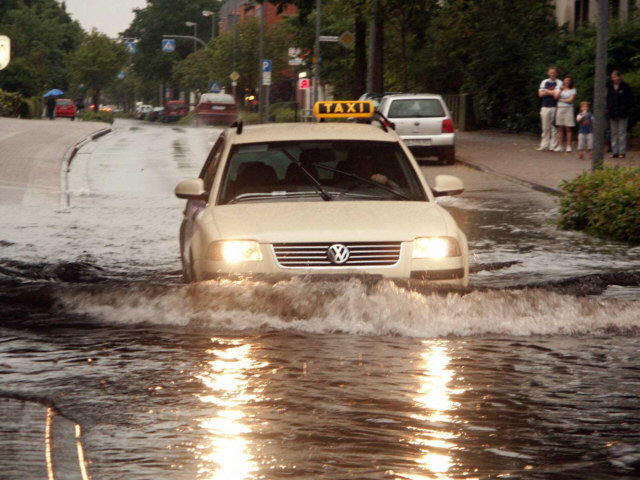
left=206, top=201, right=454, bottom=243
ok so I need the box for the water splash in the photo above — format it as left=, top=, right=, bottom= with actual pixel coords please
left=56, top=277, right=640, bottom=338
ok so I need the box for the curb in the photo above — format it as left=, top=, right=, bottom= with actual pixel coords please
left=455, top=155, right=565, bottom=196
left=63, top=126, right=111, bottom=172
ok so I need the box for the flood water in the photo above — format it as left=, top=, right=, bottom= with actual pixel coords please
left=1, top=119, right=639, bottom=479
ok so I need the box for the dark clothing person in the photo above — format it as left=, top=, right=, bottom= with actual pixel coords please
left=606, top=72, right=634, bottom=158
left=46, top=96, right=56, bottom=120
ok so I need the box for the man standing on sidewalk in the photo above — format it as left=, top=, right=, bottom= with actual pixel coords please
left=537, top=66, right=562, bottom=151
left=606, top=70, right=634, bottom=159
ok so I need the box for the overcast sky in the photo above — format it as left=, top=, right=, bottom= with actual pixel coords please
left=64, top=0, right=147, bottom=38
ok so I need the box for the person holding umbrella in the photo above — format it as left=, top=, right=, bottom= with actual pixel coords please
left=44, top=89, right=64, bottom=120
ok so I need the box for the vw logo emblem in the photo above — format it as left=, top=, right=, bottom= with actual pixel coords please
left=327, top=244, right=350, bottom=264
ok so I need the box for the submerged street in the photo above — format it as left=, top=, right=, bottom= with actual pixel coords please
left=1, top=119, right=639, bottom=479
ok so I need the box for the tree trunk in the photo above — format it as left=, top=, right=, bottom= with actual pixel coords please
left=354, top=12, right=367, bottom=97
left=92, top=89, right=100, bottom=112
left=372, top=5, right=384, bottom=93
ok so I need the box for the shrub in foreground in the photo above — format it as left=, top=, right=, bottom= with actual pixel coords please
left=558, top=167, right=640, bottom=244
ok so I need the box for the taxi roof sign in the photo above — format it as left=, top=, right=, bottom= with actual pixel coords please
left=314, top=100, right=374, bottom=119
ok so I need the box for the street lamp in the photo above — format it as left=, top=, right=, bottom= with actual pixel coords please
left=185, top=21, right=198, bottom=53
left=202, top=10, right=215, bottom=40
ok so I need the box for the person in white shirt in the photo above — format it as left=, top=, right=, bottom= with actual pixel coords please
left=536, top=66, right=563, bottom=151
left=554, top=75, right=577, bottom=152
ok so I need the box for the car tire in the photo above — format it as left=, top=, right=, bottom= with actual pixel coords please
left=440, top=147, right=456, bottom=165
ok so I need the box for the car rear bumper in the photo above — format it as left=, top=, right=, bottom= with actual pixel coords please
left=196, top=112, right=237, bottom=125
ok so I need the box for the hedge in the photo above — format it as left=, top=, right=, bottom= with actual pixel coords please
left=0, top=89, right=23, bottom=117
left=558, top=167, right=640, bottom=244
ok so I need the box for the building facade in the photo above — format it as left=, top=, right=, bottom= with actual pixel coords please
left=553, top=0, right=638, bottom=32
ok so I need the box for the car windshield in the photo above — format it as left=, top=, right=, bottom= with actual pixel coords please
left=200, top=94, right=234, bottom=104
left=217, top=140, right=427, bottom=205
left=387, top=99, right=445, bottom=118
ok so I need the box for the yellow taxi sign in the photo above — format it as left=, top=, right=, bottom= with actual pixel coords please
left=313, top=100, right=374, bottom=119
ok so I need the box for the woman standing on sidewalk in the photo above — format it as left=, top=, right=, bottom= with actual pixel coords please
left=554, top=75, right=576, bottom=152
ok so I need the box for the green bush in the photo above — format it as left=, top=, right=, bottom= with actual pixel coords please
left=558, top=167, right=640, bottom=244
left=240, top=111, right=260, bottom=125
left=82, top=110, right=114, bottom=124
left=0, top=89, right=23, bottom=117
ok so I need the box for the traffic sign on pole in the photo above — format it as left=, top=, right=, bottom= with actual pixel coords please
left=230, top=71, right=239, bottom=82
left=339, top=31, right=354, bottom=49
left=125, top=41, right=136, bottom=54
left=162, top=39, right=176, bottom=53
left=262, top=59, right=272, bottom=86
left=298, top=78, right=311, bottom=90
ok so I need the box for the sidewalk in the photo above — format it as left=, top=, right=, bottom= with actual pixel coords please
left=456, top=130, right=638, bottom=194
left=0, top=117, right=110, bottom=204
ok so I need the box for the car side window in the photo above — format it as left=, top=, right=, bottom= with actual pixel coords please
left=200, top=136, right=226, bottom=193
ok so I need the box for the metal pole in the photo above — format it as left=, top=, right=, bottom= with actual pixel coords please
left=313, top=0, right=321, bottom=109
left=592, top=0, right=608, bottom=171
left=259, top=3, right=264, bottom=123
left=194, top=24, right=198, bottom=53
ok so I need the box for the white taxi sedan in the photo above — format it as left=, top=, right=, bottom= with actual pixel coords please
left=175, top=101, right=469, bottom=286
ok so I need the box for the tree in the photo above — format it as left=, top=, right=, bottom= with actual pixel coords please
left=0, top=0, right=83, bottom=96
left=70, top=31, right=127, bottom=111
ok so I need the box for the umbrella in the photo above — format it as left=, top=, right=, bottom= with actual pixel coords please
left=44, top=89, right=64, bottom=97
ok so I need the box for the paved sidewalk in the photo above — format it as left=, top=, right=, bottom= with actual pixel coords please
left=0, top=117, right=110, bottom=204
left=456, top=130, right=638, bottom=194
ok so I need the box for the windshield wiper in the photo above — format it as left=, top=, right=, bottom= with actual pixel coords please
left=281, top=148, right=333, bottom=201
left=314, top=164, right=409, bottom=200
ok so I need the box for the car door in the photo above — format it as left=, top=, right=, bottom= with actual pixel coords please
left=179, top=135, right=226, bottom=276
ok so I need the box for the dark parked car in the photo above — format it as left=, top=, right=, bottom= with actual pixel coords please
left=195, top=93, right=238, bottom=127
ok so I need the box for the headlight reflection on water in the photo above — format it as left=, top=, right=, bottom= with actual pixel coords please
left=195, top=340, right=264, bottom=480
left=405, top=342, right=467, bottom=480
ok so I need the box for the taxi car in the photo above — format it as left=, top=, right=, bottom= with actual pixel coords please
left=175, top=100, right=469, bottom=286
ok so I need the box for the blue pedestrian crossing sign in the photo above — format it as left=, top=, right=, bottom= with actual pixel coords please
left=209, top=82, right=221, bottom=93
left=162, top=39, right=176, bottom=53
left=125, top=41, right=136, bottom=54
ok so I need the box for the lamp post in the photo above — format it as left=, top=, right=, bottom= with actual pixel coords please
left=185, top=21, right=198, bottom=53
left=202, top=11, right=215, bottom=40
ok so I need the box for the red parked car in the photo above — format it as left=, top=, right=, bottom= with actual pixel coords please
left=55, top=99, right=76, bottom=120
left=195, top=93, right=238, bottom=127
left=164, top=100, right=187, bottom=122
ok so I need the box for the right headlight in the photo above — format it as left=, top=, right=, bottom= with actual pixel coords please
left=206, top=240, right=263, bottom=263
left=412, top=237, right=460, bottom=259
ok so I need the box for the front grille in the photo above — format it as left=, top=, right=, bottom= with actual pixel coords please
left=272, top=242, right=402, bottom=268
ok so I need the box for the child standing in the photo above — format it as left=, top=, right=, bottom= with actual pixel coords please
left=576, top=101, right=593, bottom=159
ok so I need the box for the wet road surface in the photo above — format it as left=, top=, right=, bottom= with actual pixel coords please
left=1, top=119, right=639, bottom=479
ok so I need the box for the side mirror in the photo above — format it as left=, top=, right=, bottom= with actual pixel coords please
left=175, top=178, right=208, bottom=201
left=432, top=175, right=464, bottom=197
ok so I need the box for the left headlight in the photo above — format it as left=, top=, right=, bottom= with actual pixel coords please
left=206, top=240, right=263, bottom=263
left=412, top=237, right=460, bottom=259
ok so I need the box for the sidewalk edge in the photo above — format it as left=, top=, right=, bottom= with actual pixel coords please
left=455, top=155, right=564, bottom=196
left=63, top=126, right=112, bottom=172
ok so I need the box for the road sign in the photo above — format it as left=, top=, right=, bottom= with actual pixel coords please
left=262, top=59, right=272, bottom=86
left=125, top=41, right=136, bottom=54
left=162, top=39, right=175, bottom=53
left=339, top=31, right=354, bottom=49
left=262, top=60, right=272, bottom=72
left=230, top=71, right=239, bottom=81
left=209, top=81, right=221, bottom=93
left=298, top=78, right=310, bottom=90
left=0, top=36, right=10, bottom=70
left=118, top=71, right=125, bottom=80
left=319, top=35, right=339, bottom=42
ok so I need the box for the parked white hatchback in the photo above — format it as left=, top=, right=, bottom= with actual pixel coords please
left=175, top=101, right=469, bottom=286
left=376, top=93, right=456, bottom=164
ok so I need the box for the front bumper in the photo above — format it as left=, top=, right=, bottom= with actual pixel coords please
left=196, top=241, right=468, bottom=286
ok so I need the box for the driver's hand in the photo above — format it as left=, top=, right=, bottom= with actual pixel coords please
left=371, top=173, right=388, bottom=184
